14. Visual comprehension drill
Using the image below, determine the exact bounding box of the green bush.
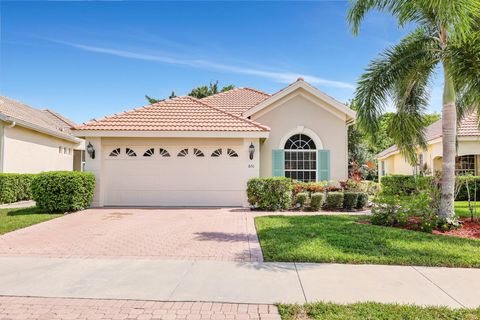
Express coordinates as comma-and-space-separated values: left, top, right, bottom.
380, 175, 432, 196
325, 192, 344, 209
343, 192, 359, 210
295, 192, 308, 209
358, 180, 381, 196
0, 173, 36, 204
455, 176, 480, 201
371, 195, 408, 227
31, 171, 96, 213
310, 192, 324, 211
247, 177, 293, 211
356, 192, 369, 209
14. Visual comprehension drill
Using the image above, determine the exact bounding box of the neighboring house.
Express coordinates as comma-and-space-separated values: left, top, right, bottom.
0, 96, 85, 173
74, 79, 356, 207
377, 113, 480, 178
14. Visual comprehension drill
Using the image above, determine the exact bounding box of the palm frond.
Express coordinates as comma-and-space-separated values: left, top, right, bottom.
448, 26, 480, 120
354, 28, 439, 149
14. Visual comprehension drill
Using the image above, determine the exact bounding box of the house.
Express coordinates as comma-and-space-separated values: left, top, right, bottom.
74, 79, 356, 207
0, 96, 85, 173
377, 113, 480, 177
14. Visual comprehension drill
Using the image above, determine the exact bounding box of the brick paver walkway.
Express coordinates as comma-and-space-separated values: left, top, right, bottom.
0, 297, 281, 320
0, 208, 262, 262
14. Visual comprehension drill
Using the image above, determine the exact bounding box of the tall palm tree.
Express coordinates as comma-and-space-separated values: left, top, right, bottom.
348, 0, 480, 221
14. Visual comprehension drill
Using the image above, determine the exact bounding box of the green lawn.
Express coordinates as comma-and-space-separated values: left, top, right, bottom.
254, 215, 480, 267
455, 201, 480, 218
278, 302, 480, 320
0, 207, 62, 235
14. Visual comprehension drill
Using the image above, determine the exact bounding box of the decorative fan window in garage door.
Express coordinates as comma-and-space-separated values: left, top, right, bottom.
143, 148, 155, 157
159, 148, 170, 157
109, 148, 121, 157
194, 148, 205, 157
227, 149, 238, 157
211, 149, 222, 157
177, 148, 189, 157
126, 148, 137, 157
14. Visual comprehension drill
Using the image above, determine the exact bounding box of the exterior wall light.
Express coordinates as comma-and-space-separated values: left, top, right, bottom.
249, 143, 255, 160
86, 141, 95, 159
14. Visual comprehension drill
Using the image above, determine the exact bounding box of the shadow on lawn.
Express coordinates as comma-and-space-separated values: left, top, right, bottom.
5, 207, 45, 216
256, 215, 480, 267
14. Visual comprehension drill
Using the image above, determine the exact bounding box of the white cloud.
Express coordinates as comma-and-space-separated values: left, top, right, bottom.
56, 41, 355, 90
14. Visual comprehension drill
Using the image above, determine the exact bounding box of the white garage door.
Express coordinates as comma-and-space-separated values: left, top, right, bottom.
103, 145, 245, 206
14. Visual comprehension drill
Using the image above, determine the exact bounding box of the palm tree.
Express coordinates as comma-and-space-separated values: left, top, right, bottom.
348, 0, 480, 221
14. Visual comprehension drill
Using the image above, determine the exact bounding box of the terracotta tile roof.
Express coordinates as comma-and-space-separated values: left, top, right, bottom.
0, 96, 76, 139
377, 113, 480, 158
75, 96, 270, 132
200, 88, 271, 115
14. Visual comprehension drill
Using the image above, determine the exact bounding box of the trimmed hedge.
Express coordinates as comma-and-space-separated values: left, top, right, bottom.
325, 192, 344, 209
356, 192, 369, 209
295, 192, 308, 209
31, 171, 96, 213
310, 192, 324, 211
0, 173, 35, 204
380, 175, 432, 196
247, 177, 293, 211
343, 192, 359, 210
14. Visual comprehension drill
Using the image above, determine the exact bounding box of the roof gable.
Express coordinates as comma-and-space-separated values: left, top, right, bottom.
75, 96, 270, 133
243, 79, 356, 121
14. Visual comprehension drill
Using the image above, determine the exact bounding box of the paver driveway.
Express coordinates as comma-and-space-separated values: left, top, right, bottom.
0, 208, 263, 262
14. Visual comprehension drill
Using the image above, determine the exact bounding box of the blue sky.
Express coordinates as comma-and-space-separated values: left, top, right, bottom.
1, 1, 442, 124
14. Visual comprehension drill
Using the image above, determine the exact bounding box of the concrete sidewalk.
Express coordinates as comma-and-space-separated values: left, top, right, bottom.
0, 257, 478, 308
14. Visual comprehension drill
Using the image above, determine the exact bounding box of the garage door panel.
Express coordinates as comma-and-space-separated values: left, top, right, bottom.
103, 146, 246, 206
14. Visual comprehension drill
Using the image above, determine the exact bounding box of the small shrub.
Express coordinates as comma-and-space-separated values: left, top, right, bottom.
325, 192, 344, 209
31, 171, 96, 213
358, 180, 381, 196
246, 177, 292, 211
0, 173, 36, 204
295, 192, 308, 209
343, 192, 359, 210
370, 195, 408, 227
310, 192, 324, 211
356, 192, 369, 209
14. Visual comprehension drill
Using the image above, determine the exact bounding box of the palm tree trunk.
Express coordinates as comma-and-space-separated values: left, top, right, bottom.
440, 64, 456, 220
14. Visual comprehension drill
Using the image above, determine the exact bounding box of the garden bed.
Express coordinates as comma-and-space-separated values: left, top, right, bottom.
359, 218, 480, 240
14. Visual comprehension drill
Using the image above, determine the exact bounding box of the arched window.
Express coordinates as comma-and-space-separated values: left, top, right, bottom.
284, 134, 316, 182
109, 148, 121, 157
284, 134, 316, 150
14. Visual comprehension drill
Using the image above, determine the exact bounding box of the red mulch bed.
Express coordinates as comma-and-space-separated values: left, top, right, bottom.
433, 219, 480, 239
359, 218, 480, 240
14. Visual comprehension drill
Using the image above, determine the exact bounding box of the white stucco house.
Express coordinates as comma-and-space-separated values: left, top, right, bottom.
74, 79, 356, 207
0, 96, 85, 173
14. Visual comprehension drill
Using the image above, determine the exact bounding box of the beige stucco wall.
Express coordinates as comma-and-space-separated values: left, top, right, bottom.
84, 137, 260, 207
2, 124, 78, 173
252, 91, 349, 181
